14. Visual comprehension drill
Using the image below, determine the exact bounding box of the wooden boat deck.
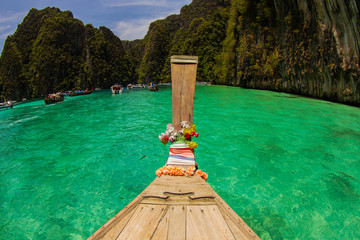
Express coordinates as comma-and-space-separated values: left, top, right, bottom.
88, 174, 260, 240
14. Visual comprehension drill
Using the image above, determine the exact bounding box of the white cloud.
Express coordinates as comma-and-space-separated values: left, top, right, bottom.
113, 17, 160, 40
0, 11, 26, 51
0, 25, 11, 32
101, 0, 193, 40
101, 0, 167, 7
0, 11, 26, 24
0, 11, 26, 38
110, 0, 192, 41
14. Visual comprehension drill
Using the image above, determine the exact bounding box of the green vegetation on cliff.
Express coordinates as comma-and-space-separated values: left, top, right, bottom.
132, 0, 360, 106
0, 1, 359, 106
0, 7, 132, 100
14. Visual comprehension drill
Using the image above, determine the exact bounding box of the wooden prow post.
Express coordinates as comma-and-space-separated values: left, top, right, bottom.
171, 55, 198, 131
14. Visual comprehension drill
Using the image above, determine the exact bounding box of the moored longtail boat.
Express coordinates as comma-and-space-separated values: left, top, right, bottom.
88, 56, 260, 240
69, 89, 94, 97
44, 93, 64, 104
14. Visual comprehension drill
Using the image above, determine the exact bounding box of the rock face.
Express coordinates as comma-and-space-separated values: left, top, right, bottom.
0, 7, 132, 100
134, 0, 360, 106
1, 2, 359, 106
227, 0, 360, 105
269, 0, 360, 105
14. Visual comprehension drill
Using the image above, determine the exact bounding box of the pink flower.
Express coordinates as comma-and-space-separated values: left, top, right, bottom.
164, 134, 169, 141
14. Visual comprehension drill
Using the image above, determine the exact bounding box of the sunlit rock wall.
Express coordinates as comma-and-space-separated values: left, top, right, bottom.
271, 0, 360, 105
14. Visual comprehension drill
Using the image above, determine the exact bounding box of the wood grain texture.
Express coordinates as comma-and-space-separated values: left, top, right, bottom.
88, 174, 260, 240
171, 56, 198, 130
151, 209, 170, 240
167, 205, 186, 240
116, 204, 168, 240
187, 205, 236, 240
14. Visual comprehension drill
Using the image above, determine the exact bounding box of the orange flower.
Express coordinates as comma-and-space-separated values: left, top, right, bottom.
156, 165, 189, 176
201, 172, 208, 181
197, 169, 208, 181
156, 167, 165, 177
171, 166, 185, 176
186, 166, 196, 176
164, 166, 172, 175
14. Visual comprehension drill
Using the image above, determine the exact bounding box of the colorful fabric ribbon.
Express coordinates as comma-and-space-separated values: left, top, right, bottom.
166, 146, 195, 166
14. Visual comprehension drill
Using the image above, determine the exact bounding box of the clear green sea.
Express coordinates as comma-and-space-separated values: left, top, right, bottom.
1, 85, 359, 239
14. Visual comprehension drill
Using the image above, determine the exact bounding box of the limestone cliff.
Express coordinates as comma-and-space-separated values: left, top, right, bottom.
0, 7, 132, 100
134, 0, 360, 106
1, 1, 359, 105
269, 0, 360, 105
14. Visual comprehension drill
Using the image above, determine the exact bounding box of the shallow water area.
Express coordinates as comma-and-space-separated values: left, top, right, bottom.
1, 86, 359, 239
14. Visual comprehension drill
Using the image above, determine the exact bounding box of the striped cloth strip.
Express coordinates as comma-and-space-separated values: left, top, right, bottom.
168, 141, 188, 148
166, 145, 196, 166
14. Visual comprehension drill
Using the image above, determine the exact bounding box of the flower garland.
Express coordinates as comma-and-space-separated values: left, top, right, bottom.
155, 166, 208, 181
158, 121, 199, 149
196, 170, 208, 181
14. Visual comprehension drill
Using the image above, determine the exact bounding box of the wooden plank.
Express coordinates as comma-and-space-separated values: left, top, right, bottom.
88, 195, 144, 240
141, 196, 215, 205
171, 64, 183, 131
88, 178, 161, 240
116, 204, 168, 240
99, 205, 139, 240
187, 205, 235, 240
219, 207, 250, 240
170, 55, 198, 64
89, 174, 260, 240
205, 205, 237, 240
171, 55, 198, 130
167, 205, 186, 240
151, 208, 170, 240
213, 193, 260, 239
142, 175, 215, 198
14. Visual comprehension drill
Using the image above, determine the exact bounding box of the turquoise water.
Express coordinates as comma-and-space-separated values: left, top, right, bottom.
1, 86, 359, 239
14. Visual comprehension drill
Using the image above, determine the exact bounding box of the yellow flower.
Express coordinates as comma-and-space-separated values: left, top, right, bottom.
189, 142, 198, 149
191, 124, 196, 132
183, 128, 192, 136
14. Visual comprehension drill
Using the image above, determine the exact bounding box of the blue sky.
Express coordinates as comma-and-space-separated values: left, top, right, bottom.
0, 0, 192, 54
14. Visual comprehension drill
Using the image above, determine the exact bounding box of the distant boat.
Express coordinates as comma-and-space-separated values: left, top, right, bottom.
0, 96, 14, 110
44, 93, 64, 104
133, 83, 146, 88
61, 91, 72, 96
111, 84, 123, 94
0, 101, 14, 110
127, 84, 133, 90
149, 82, 159, 91
69, 89, 93, 97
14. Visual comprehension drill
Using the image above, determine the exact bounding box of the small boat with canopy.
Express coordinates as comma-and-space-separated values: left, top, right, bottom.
44, 93, 64, 104
111, 84, 124, 94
